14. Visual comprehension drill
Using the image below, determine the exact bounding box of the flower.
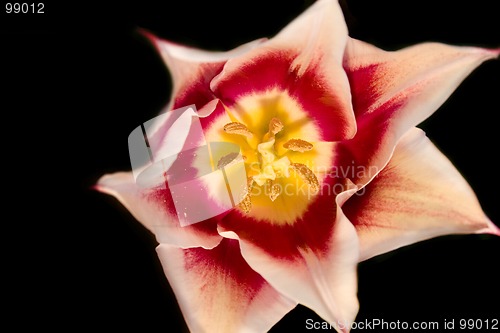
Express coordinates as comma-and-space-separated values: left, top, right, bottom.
96, 0, 499, 332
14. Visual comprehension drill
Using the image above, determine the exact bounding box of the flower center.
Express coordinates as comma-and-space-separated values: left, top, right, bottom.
223, 117, 318, 213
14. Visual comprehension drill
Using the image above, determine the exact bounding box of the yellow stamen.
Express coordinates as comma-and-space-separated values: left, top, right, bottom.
238, 178, 254, 214
221, 116, 318, 216
290, 163, 319, 192
268, 117, 284, 136
265, 179, 281, 202
263, 117, 284, 142
238, 195, 252, 214
223, 122, 253, 138
283, 139, 313, 152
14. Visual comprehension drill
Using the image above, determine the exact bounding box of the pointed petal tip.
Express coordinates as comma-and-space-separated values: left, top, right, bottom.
136, 27, 162, 47
94, 172, 133, 196
94, 174, 109, 193
136, 27, 176, 51
95, 172, 110, 186
137, 28, 199, 56
136, 27, 153, 39
483, 220, 500, 237
340, 326, 350, 333
90, 184, 101, 192
473, 46, 500, 61
93, 181, 114, 195
473, 215, 500, 237
484, 47, 500, 58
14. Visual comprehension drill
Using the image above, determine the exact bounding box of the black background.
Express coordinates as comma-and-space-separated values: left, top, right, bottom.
2, 0, 499, 331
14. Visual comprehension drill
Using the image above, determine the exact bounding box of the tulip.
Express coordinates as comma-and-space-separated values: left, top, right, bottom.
97, 1, 499, 332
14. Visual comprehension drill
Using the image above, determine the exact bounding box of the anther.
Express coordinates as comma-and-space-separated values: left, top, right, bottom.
283, 139, 313, 152
268, 117, 284, 136
265, 179, 281, 202
223, 122, 253, 138
217, 152, 240, 169
238, 178, 254, 214
290, 163, 319, 192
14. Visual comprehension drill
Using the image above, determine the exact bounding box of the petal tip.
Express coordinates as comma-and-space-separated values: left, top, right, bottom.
94, 174, 109, 192
477, 46, 500, 60
486, 221, 500, 237
136, 28, 186, 56
340, 327, 350, 333
137, 27, 162, 47
475, 218, 500, 237
90, 184, 101, 192
136, 27, 153, 39
485, 47, 500, 58
94, 172, 133, 196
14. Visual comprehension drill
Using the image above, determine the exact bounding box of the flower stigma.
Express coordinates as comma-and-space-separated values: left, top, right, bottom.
223, 117, 319, 214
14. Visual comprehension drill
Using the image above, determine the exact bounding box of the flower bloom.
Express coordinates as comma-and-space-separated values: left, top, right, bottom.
96, 1, 499, 332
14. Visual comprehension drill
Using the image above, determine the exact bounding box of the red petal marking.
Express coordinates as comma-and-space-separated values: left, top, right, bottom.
172, 62, 223, 109
346, 64, 382, 119
219, 176, 354, 260
342, 128, 496, 260
96, 172, 222, 248
218, 181, 361, 329
141, 31, 267, 134
212, 50, 355, 141
170, 63, 228, 133
197, 99, 228, 131
156, 238, 296, 332
141, 30, 225, 116
146, 182, 219, 237
212, 51, 291, 104
333, 96, 406, 187
183, 238, 265, 292
341, 40, 500, 187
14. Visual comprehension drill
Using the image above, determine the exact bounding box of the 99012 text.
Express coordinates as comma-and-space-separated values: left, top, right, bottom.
5, 3, 44, 14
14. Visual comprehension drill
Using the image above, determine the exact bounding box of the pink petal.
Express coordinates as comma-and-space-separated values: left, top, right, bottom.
142, 30, 265, 110
343, 128, 499, 261
96, 172, 222, 248
210, 0, 356, 141
218, 178, 360, 330
340, 39, 499, 186
156, 239, 297, 333
140, 32, 263, 158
